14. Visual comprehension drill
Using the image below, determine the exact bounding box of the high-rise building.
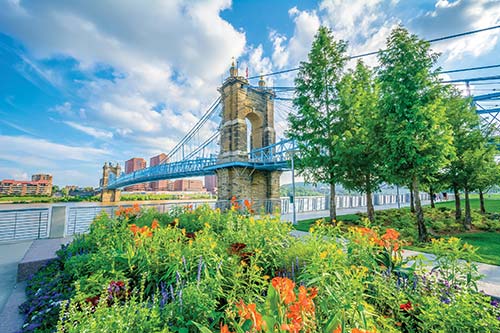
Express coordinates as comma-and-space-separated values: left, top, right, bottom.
204, 175, 217, 194
150, 153, 169, 191
0, 174, 53, 196
173, 179, 204, 192
32, 174, 53, 182
124, 157, 147, 191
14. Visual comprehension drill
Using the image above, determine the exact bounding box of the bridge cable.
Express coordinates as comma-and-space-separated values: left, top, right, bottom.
248, 25, 500, 80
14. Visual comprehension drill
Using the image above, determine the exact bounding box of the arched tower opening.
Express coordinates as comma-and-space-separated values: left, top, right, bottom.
215, 64, 281, 212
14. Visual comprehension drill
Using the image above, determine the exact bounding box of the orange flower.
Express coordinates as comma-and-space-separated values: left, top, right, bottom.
352, 329, 376, 333
236, 301, 263, 331
132, 203, 140, 213
271, 277, 296, 305
333, 326, 342, 333
220, 324, 234, 333
151, 219, 159, 230
381, 228, 399, 241
129, 224, 139, 236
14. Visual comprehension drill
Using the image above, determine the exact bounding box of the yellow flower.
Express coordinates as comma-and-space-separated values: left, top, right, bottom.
263, 275, 270, 280
320, 251, 328, 259
309, 227, 315, 233
204, 222, 211, 229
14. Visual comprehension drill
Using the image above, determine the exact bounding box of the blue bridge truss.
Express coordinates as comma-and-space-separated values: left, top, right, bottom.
107, 139, 298, 190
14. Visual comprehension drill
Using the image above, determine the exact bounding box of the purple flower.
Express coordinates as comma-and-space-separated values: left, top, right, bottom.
490, 299, 499, 307
441, 297, 451, 304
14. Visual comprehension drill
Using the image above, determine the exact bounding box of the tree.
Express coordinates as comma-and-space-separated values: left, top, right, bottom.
441, 87, 483, 227
473, 152, 500, 214
336, 61, 383, 222
378, 26, 453, 242
288, 26, 348, 222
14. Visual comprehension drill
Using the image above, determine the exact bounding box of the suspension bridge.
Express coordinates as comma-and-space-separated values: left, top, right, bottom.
101, 25, 500, 208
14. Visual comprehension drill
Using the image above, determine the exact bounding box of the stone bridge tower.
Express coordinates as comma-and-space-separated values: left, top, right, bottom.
216, 62, 281, 212
101, 162, 121, 202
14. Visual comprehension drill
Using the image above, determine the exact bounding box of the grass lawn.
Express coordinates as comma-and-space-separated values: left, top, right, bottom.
435, 197, 500, 212
407, 232, 500, 266
294, 213, 360, 232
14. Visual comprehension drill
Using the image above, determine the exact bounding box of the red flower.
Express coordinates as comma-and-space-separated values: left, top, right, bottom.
151, 219, 159, 230
400, 301, 412, 311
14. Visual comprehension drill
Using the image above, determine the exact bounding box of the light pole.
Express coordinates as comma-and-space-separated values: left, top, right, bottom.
291, 151, 297, 225
396, 185, 400, 209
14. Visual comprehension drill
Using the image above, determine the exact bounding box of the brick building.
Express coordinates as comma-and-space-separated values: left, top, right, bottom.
173, 179, 204, 192
150, 153, 170, 191
0, 174, 53, 196
124, 157, 148, 191
204, 175, 217, 194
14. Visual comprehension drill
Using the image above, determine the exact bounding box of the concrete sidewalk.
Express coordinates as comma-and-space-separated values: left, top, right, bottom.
0, 237, 72, 333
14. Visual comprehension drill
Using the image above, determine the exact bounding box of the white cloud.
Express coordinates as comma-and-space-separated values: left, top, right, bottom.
413, 0, 500, 63
0, 135, 110, 166
63, 121, 113, 139
0, 0, 246, 154
270, 7, 320, 70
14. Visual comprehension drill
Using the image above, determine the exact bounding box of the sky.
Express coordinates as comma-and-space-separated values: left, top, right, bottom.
0, 0, 499, 187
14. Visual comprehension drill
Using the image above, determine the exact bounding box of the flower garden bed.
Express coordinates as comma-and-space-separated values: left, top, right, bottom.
19, 204, 500, 332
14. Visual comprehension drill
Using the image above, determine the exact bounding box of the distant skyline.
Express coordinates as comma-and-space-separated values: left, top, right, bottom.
1, 0, 500, 186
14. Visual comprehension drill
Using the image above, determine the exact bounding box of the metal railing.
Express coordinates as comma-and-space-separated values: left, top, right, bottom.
0, 193, 445, 240
0, 208, 50, 241
66, 200, 217, 235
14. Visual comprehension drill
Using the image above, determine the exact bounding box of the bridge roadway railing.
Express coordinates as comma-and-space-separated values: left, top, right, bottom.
0, 193, 439, 241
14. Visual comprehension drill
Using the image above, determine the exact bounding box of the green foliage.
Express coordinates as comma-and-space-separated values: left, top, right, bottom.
377, 26, 453, 242
288, 26, 348, 219
20, 202, 500, 332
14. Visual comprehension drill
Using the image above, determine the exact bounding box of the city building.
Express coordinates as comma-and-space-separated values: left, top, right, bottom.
0, 174, 53, 196
204, 175, 217, 194
150, 153, 170, 191
173, 179, 204, 192
31, 174, 53, 182
124, 157, 148, 191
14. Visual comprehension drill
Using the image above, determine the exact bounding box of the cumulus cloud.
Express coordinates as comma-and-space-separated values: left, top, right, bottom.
0, 0, 246, 153
411, 0, 500, 63
270, 7, 321, 70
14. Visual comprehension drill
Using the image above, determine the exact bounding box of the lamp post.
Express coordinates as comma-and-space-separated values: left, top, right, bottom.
396, 185, 400, 209
291, 151, 297, 225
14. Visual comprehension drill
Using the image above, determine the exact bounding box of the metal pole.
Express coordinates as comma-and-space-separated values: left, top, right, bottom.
291, 152, 297, 225
396, 185, 400, 209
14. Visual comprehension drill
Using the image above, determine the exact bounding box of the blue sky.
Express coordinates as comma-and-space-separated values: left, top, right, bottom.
0, 0, 499, 187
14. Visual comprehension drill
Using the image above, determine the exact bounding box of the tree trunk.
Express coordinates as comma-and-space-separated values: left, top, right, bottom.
429, 186, 435, 209
453, 185, 461, 222
479, 189, 486, 214
330, 182, 337, 223
366, 188, 374, 223
409, 184, 415, 213
413, 176, 428, 242
464, 186, 472, 230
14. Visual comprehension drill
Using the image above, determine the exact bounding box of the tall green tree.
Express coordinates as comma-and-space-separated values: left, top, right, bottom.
378, 26, 453, 242
336, 61, 383, 222
442, 87, 483, 227
288, 26, 348, 221
474, 152, 500, 214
